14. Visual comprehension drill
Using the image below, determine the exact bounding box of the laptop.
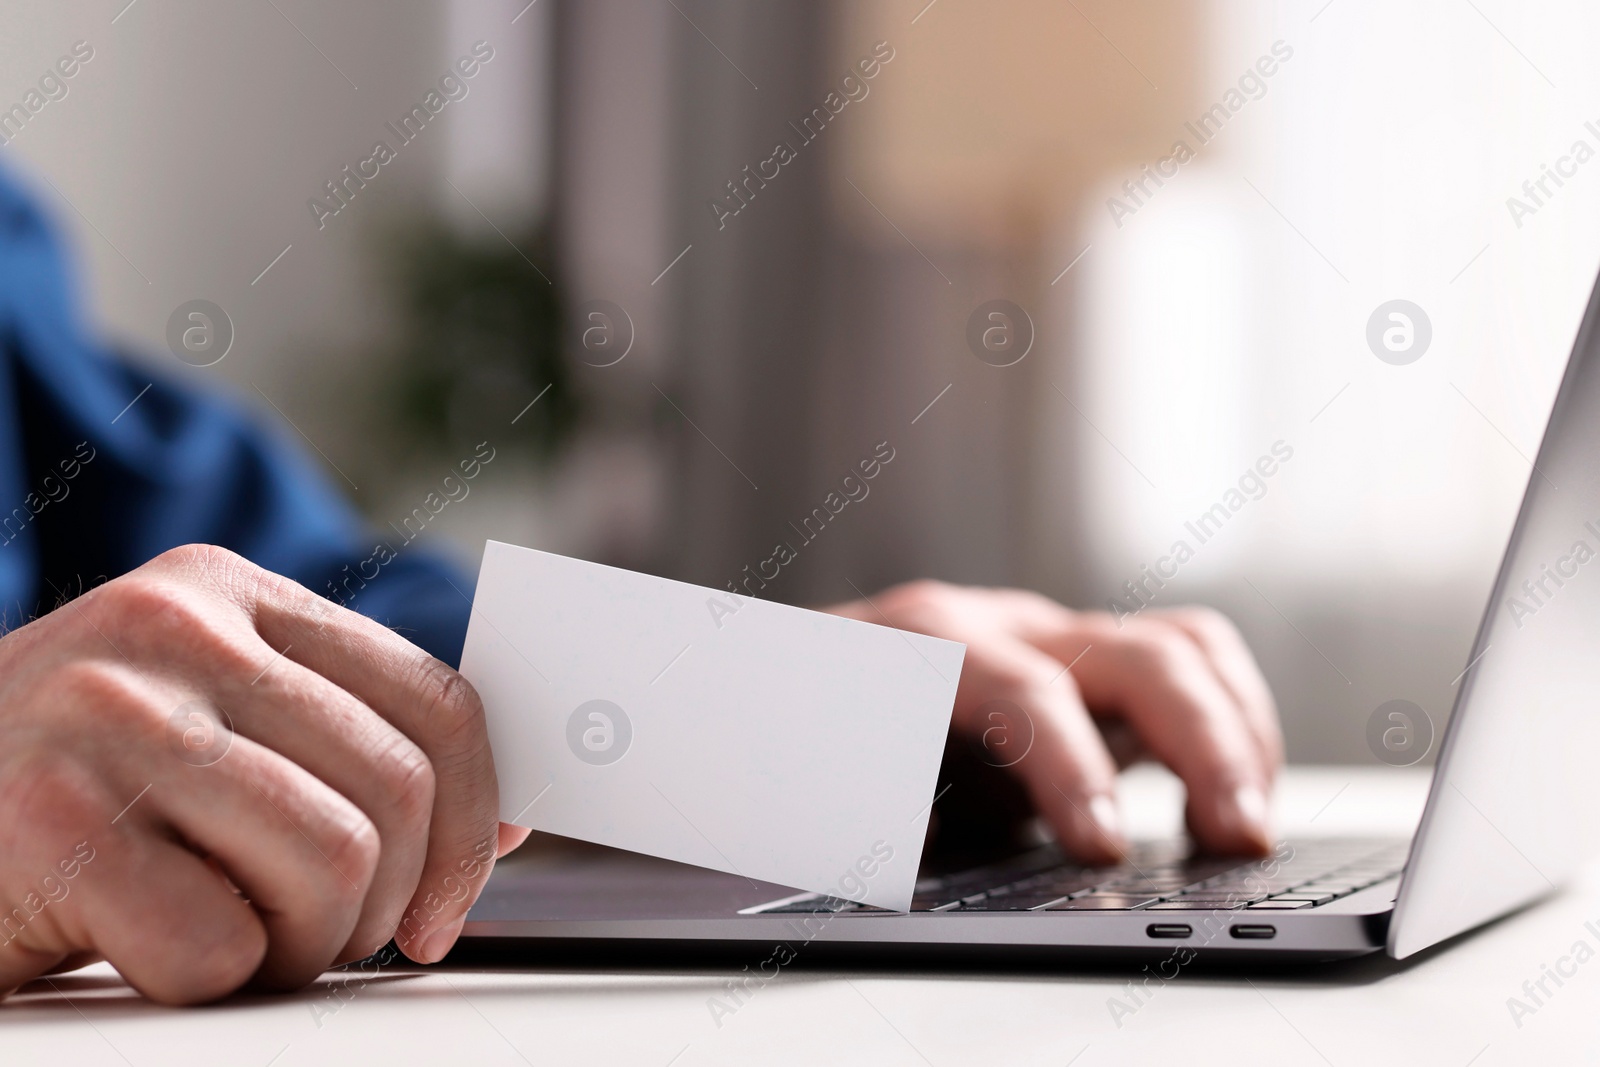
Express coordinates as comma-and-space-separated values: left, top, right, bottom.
458, 272, 1600, 963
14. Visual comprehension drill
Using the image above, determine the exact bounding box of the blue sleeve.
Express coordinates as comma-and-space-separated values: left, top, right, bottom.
0, 164, 473, 664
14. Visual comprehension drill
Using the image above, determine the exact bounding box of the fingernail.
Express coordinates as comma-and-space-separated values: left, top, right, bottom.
419, 915, 466, 964
1221, 784, 1272, 849
1089, 794, 1121, 837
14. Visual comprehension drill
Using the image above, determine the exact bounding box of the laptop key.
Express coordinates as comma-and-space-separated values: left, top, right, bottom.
959, 895, 1076, 911
1146, 900, 1247, 911
1167, 894, 1261, 903
1044, 895, 1160, 910
1104, 882, 1192, 894
1268, 893, 1334, 905
1247, 900, 1314, 909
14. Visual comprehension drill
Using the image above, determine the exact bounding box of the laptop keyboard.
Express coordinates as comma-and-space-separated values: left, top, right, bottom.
752, 838, 1408, 915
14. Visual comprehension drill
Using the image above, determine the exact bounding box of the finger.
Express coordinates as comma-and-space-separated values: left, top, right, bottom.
247, 577, 499, 963
1053, 617, 1274, 855
75, 834, 267, 1005
145, 730, 381, 989
205, 651, 435, 967
951, 636, 1126, 865
0, 762, 265, 1005
497, 823, 531, 857
1144, 608, 1284, 777
0, 935, 68, 999
993, 594, 1276, 852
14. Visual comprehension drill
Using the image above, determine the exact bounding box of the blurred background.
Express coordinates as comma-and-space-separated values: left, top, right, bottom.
3, 0, 1598, 762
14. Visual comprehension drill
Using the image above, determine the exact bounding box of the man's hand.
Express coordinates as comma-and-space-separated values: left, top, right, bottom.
826, 582, 1283, 865
0, 545, 524, 1004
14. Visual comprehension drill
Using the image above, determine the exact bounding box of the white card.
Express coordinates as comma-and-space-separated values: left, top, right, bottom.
458, 541, 965, 911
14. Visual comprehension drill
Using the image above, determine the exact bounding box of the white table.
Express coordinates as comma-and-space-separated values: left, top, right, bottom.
4, 766, 1594, 1065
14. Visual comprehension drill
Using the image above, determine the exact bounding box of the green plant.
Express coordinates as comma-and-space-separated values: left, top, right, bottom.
377, 216, 577, 461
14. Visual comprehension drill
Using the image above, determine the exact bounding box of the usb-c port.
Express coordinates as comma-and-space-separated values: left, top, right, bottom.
1230, 924, 1277, 940
1146, 923, 1192, 939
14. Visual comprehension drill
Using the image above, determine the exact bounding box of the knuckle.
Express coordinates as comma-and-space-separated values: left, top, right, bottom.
99, 578, 255, 672
0, 752, 108, 850
57, 660, 157, 730
149, 542, 243, 578
153, 542, 225, 565
1009, 587, 1066, 615
99, 574, 198, 629
321, 809, 382, 899
1173, 606, 1241, 644
991, 659, 1046, 694
1008, 588, 1079, 632
413, 659, 487, 754
964, 660, 1053, 710
890, 578, 952, 607
101, 574, 205, 635
148, 543, 263, 605
1124, 625, 1196, 677
880, 579, 963, 629
373, 738, 437, 833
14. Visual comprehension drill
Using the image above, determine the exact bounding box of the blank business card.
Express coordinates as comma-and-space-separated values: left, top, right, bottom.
459, 541, 965, 911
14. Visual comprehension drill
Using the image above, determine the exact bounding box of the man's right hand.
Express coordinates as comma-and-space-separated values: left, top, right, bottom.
0, 544, 519, 1004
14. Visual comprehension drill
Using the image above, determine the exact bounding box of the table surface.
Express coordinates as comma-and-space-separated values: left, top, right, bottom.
3, 765, 1594, 1065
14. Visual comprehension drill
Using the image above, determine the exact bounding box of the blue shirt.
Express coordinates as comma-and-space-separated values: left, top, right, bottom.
0, 165, 471, 664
